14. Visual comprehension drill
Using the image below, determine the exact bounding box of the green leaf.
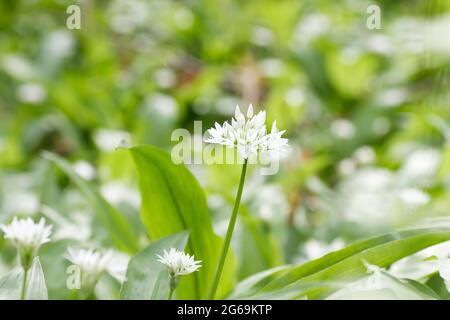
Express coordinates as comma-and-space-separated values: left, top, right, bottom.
0, 267, 22, 299
121, 232, 189, 300
43, 152, 138, 254
263, 231, 407, 291
0, 257, 48, 300
262, 228, 450, 299
26, 257, 48, 300
327, 271, 438, 300
129, 145, 236, 299
228, 266, 290, 299
425, 272, 450, 299
40, 239, 77, 299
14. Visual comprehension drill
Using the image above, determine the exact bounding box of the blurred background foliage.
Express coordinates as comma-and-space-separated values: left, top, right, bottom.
1, 0, 450, 298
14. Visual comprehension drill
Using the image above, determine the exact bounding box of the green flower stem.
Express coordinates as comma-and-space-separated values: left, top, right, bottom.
208, 159, 248, 299
168, 288, 174, 300
20, 267, 29, 300
168, 274, 178, 300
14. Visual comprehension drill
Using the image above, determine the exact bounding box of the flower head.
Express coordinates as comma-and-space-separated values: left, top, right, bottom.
1, 217, 52, 252
66, 247, 113, 277
157, 248, 201, 277
66, 248, 114, 290
205, 104, 288, 160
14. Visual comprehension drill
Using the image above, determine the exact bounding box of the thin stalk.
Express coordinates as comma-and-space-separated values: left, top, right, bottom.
208, 160, 248, 299
168, 288, 174, 300
20, 267, 29, 300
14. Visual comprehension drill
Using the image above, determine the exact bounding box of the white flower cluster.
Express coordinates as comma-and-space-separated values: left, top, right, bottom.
157, 248, 201, 277
0, 217, 52, 252
66, 247, 113, 278
205, 105, 289, 160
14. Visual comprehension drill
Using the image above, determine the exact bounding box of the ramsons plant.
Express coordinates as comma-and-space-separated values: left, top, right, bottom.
205, 104, 288, 299
0, 218, 52, 300
1, 104, 450, 300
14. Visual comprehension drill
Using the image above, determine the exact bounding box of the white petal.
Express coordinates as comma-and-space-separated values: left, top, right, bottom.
247, 104, 254, 118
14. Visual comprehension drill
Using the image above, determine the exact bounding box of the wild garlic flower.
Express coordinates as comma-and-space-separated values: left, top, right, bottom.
157, 248, 201, 277
205, 105, 288, 160
1, 217, 52, 269
66, 248, 114, 290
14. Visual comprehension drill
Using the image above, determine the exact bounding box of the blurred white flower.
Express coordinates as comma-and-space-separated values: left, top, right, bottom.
337, 168, 394, 225
366, 34, 394, 55
1, 218, 52, 253
284, 88, 305, 108
66, 248, 113, 278
399, 149, 441, 184
43, 30, 75, 59
40, 206, 91, 242
66, 248, 130, 290
154, 68, 177, 89
101, 181, 140, 208
246, 179, 289, 222
109, 0, 149, 34
290, 14, 330, 51
251, 26, 274, 47
375, 88, 408, 108
157, 248, 201, 277
94, 128, 130, 152
215, 96, 241, 116
16, 83, 46, 104
353, 146, 376, 165
338, 158, 357, 176
1, 55, 34, 80
392, 15, 450, 55
397, 188, 430, 211
73, 161, 96, 180
372, 117, 391, 135
3, 191, 39, 216
259, 58, 283, 78
205, 104, 288, 160
145, 93, 178, 119
331, 119, 355, 139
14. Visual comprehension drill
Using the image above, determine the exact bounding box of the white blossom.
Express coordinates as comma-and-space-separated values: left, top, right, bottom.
66, 248, 113, 278
1, 217, 52, 253
397, 188, 430, 210
205, 104, 288, 160
157, 248, 201, 277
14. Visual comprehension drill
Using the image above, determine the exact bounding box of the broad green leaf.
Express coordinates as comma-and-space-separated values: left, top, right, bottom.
0, 267, 22, 299
263, 229, 450, 291
0, 257, 48, 300
264, 228, 450, 299
129, 145, 236, 299
228, 266, 290, 299
327, 271, 438, 300
260, 231, 403, 291
121, 232, 189, 300
233, 280, 341, 300
43, 152, 138, 253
